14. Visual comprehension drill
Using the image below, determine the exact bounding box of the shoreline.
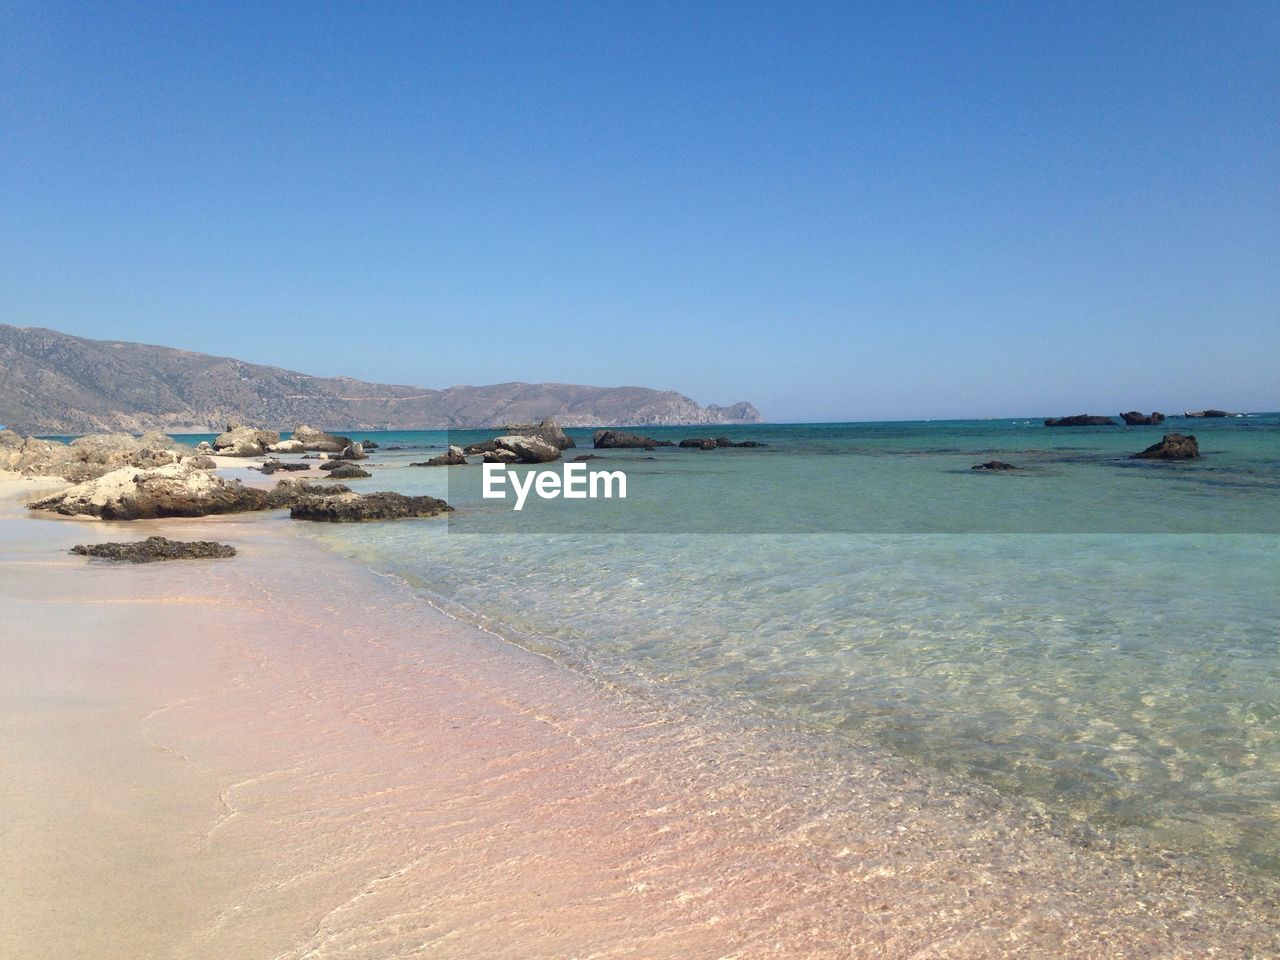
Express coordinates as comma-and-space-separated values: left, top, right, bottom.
2, 478, 1278, 958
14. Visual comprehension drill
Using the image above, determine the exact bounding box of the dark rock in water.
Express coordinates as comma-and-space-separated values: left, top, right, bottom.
503, 417, 575, 450
411, 445, 466, 466
680, 436, 766, 449
360, 440, 379, 449
1184, 409, 1232, 418
971, 460, 1020, 471
1044, 415, 1118, 427
71, 536, 235, 563
301, 454, 322, 459
265, 479, 350, 508
463, 439, 500, 455
1130, 433, 1200, 460
290, 490, 452, 522
331, 442, 367, 461
260, 459, 310, 474
1120, 411, 1166, 426
325, 463, 372, 479
593, 430, 674, 449
572, 454, 603, 461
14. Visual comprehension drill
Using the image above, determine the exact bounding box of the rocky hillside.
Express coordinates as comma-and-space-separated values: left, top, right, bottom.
0, 325, 761, 434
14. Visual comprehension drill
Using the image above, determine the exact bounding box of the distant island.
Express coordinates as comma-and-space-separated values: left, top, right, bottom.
0, 324, 761, 434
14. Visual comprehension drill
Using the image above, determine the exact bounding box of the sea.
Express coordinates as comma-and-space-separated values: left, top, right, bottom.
194, 414, 1280, 879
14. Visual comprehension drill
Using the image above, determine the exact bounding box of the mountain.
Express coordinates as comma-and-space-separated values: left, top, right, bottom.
0, 325, 762, 434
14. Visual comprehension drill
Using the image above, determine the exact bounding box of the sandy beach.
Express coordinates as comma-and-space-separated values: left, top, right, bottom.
2, 472, 1278, 959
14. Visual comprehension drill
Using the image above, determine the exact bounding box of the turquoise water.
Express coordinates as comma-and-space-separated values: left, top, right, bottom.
257, 417, 1279, 872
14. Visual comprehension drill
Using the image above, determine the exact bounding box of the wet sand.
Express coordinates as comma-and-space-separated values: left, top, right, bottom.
1, 475, 1277, 959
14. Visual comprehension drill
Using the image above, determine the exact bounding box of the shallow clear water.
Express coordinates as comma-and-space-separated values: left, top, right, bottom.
259, 416, 1279, 874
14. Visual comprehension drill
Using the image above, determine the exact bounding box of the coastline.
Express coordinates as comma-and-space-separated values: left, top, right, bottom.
2, 476, 1278, 958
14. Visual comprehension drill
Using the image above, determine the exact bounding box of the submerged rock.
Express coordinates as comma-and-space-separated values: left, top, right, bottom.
1044, 415, 1117, 427
259, 459, 310, 474
289, 490, 452, 522
325, 463, 372, 479
971, 460, 1020, 471
1120, 411, 1165, 426
572, 453, 603, 462
71, 536, 236, 563
593, 430, 674, 449
1130, 433, 1200, 460
679, 437, 719, 449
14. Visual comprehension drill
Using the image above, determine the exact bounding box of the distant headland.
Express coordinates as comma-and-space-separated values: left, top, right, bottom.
0, 324, 762, 435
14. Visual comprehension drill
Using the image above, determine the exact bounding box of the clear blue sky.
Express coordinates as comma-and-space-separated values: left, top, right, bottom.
2, 2, 1276, 421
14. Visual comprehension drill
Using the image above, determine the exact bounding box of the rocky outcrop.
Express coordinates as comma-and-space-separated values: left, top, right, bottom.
290, 425, 355, 452
411, 445, 466, 467
267, 439, 305, 454
1184, 409, 1232, 418
1120, 411, 1165, 426
971, 461, 1020, 471
593, 430, 674, 449
334, 442, 367, 461
289, 490, 452, 522
1, 429, 188, 480
71, 536, 236, 563
1130, 434, 1200, 460
483, 449, 520, 463
213, 422, 280, 457
28, 461, 272, 520
1044, 415, 1118, 427
502, 418, 575, 450
324, 463, 372, 479
491, 435, 561, 463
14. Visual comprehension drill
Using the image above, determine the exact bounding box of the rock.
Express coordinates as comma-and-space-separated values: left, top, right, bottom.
733, 440, 766, 447
483, 449, 520, 463
335, 442, 367, 461
360, 440, 379, 449
411, 445, 466, 467
679, 437, 719, 449
572, 454, 603, 462
1183, 409, 1232, 418
593, 430, 674, 449
28, 461, 272, 520
194, 441, 214, 454
213, 422, 280, 457
289, 491, 452, 522
503, 418, 575, 450
301, 454, 322, 460
971, 461, 1020, 471
267, 439, 305, 454
491, 435, 561, 463
188, 455, 217, 470
290, 424, 354, 452
1120, 411, 1165, 426
259, 459, 311, 474
1044, 415, 1118, 427
1130, 433, 1200, 460
462, 439, 500, 455
325, 463, 372, 479
265, 478, 351, 508
71, 536, 236, 563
